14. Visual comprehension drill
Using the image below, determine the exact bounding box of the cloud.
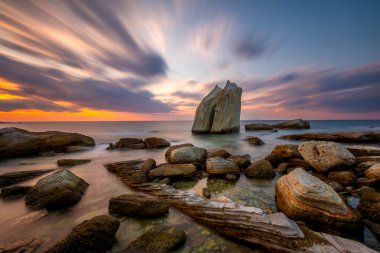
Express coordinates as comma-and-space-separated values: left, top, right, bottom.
171, 91, 203, 100
0, 99, 77, 112
233, 35, 274, 60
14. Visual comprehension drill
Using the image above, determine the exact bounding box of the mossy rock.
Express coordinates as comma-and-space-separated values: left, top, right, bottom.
171, 179, 198, 189
207, 178, 236, 192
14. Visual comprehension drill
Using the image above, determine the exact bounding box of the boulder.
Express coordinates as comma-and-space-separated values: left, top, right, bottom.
115, 138, 145, 149
352, 186, 376, 198
280, 131, 380, 143
166, 146, 207, 164
0, 169, 54, 187
128, 171, 148, 185
298, 141, 356, 173
0, 127, 95, 159
109, 194, 169, 217
276, 168, 363, 235
227, 155, 251, 169
328, 171, 357, 186
45, 215, 119, 253
273, 119, 310, 129
346, 145, 380, 157
0, 185, 31, 199
57, 159, 91, 167
206, 157, 240, 175
365, 163, 380, 180
123, 225, 186, 253
358, 192, 380, 223
355, 161, 378, 176
207, 149, 232, 159
245, 124, 273, 131
245, 160, 274, 178
271, 144, 302, 159
149, 164, 196, 178
355, 177, 377, 188
25, 170, 88, 210
287, 159, 312, 170
140, 159, 156, 175
0, 237, 42, 253
244, 136, 265, 146
165, 143, 193, 161
144, 137, 170, 149
103, 160, 144, 173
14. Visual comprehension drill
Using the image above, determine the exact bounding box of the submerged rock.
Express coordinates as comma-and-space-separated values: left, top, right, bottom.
115, 138, 146, 149
273, 119, 310, 129
0, 127, 95, 159
227, 155, 251, 169
206, 157, 240, 175
0, 185, 31, 199
280, 131, 380, 143
0, 169, 54, 187
365, 163, 380, 180
245, 160, 274, 178
298, 141, 356, 173
57, 159, 91, 167
45, 215, 119, 253
207, 149, 232, 159
245, 123, 273, 131
149, 164, 196, 178
166, 146, 207, 164
0, 237, 42, 253
144, 137, 170, 149
25, 170, 89, 210
244, 136, 265, 146
328, 171, 357, 186
109, 194, 169, 217
123, 225, 186, 253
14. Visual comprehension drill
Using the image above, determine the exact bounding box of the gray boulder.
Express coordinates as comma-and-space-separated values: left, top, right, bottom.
206, 157, 240, 175
166, 146, 207, 164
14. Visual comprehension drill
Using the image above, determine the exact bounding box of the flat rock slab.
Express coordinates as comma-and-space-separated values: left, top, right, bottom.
44, 215, 119, 253
0, 185, 32, 199
103, 160, 144, 173
0, 237, 42, 253
57, 159, 91, 167
0, 169, 54, 187
109, 194, 169, 217
115, 138, 146, 149
149, 164, 196, 178
245, 124, 273, 131
280, 131, 380, 143
273, 119, 310, 129
25, 170, 88, 210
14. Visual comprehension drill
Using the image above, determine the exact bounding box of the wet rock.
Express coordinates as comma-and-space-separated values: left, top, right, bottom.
244, 136, 264, 146
140, 159, 156, 175
277, 162, 288, 173
165, 143, 194, 161
128, 171, 148, 185
245, 123, 273, 131
167, 146, 207, 164
144, 137, 170, 149
355, 161, 378, 177
346, 145, 380, 157
276, 168, 363, 236
0, 237, 42, 253
25, 170, 88, 210
57, 159, 91, 167
287, 159, 312, 170
104, 160, 144, 173
298, 141, 356, 173
0, 185, 31, 199
171, 179, 198, 189
364, 219, 380, 239
225, 174, 237, 181
227, 155, 251, 170
271, 144, 302, 160
109, 194, 169, 217
355, 177, 377, 188
159, 178, 170, 185
206, 157, 240, 175
280, 131, 380, 143
273, 119, 310, 129
202, 188, 211, 199
123, 225, 186, 253
352, 186, 376, 198
216, 196, 233, 202
264, 154, 284, 168
328, 171, 357, 186
207, 149, 232, 159
356, 156, 380, 163
0, 127, 95, 159
0, 169, 54, 187
365, 163, 380, 180
149, 164, 196, 178
245, 160, 274, 178
45, 215, 119, 253
358, 192, 380, 223
309, 172, 345, 193
115, 138, 146, 149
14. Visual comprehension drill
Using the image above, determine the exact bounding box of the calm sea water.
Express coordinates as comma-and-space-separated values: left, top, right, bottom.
0, 120, 379, 252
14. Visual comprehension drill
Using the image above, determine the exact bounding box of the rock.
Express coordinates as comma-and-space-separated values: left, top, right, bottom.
166, 146, 207, 164
115, 138, 146, 149
140, 159, 156, 175
355, 177, 377, 188
45, 215, 119, 253
0, 237, 42, 253
309, 172, 345, 193
352, 186, 376, 198
273, 119, 310, 129
227, 155, 251, 169
0, 169, 54, 187
245, 124, 273, 131
103, 160, 144, 173
128, 171, 148, 185
271, 144, 302, 160
298, 141, 356, 173
364, 219, 380, 239
109, 194, 169, 217
207, 149, 232, 159
276, 168, 363, 236
106, 142, 116, 150
149, 164, 196, 178
0, 127, 95, 159
328, 171, 357, 186
358, 192, 380, 223
144, 137, 170, 149
346, 145, 380, 157
225, 174, 237, 181
123, 225, 186, 253
264, 154, 284, 168
0, 185, 31, 199
39, 150, 56, 157
202, 188, 211, 199
159, 178, 170, 185
57, 159, 91, 167
216, 196, 233, 202
277, 162, 288, 173
356, 156, 380, 163
280, 131, 380, 143
355, 161, 378, 176
25, 170, 88, 210
244, 136, 265, 146
365, 163, 380, 180
206, 157, 240, 175
245, 160, 274, 178
165, 143, 194, 161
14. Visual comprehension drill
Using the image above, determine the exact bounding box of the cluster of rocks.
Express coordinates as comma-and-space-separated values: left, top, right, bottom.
107, 137, 170, 150
245, 119, 310, 131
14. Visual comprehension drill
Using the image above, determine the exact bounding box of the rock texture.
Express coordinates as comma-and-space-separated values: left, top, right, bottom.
207, 149, 232, 159
273, 119, 310, 129
0, 169, 54, 187
0, 185, 31, 199
328, 171, 357, 186
123, 225, 186, 253
115, 138, 146, 149
144, 137, 170, 149
276, 168, 362, 235
140, 159, 156, 175
192, 81, 242, 134
245, 124, 273, 131
166, 146, 207, 164
206, 157, 240, 175
358, 192, 380, 239
280, 131, 380, 143
244, 136, 265, 146
57, 159, 91, 167
149, 164, 196, 178
25, 170, 88, 210
365, 163, 380, 180
227, 155, 251, 169
45, 215, 119, 253
0, 127, 94, 159
298, 141, 356, 173
245, 160, 274, 178
109, 194, 169, 217
0, 237, 42, 253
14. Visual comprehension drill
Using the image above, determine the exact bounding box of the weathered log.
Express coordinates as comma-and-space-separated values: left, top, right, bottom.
279, 131, 380, 143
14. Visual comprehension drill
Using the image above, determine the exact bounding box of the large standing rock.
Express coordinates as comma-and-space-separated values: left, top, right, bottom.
149, 164, 196, 178
0, 169, 54, 187
166, 146, 207, 164
144, 137, 170, 149
273, 119, 310, 129
365, 163, 380, 180
45, 215, 119, 253
109, 194, 169, 217
123, 225, 186, 253
298, 141, 356, 173
206, 157, 240, 175
276, 168, 362, 235
115, 138, 146, 149
25, 170, 89, 210
0, 127, 95, 159
245, 160, 274, 178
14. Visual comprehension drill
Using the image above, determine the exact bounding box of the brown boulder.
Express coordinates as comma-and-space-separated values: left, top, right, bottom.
227, 155, 251, 169
245, 160, 274, 178
57, 159, 91, 167
273, 119, 310, 129
207, 149, 232, 159
206, 157, 240, 175
365, 163, 380, 180
244, 136, 265, 146
115, 138, 145, 149
328, 171, 357, 186
144, 137, 170, 149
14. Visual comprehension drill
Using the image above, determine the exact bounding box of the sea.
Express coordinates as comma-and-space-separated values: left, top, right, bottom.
0, 120, 379, 252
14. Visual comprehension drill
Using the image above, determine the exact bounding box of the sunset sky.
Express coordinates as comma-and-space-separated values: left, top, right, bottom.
0, 0, 379, 121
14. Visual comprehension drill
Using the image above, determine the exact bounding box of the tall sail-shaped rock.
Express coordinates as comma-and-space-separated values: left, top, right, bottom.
191, 86, 222, 133
192, 81, 242, 134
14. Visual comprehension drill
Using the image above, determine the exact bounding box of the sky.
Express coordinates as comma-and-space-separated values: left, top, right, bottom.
0, 0, 379, 121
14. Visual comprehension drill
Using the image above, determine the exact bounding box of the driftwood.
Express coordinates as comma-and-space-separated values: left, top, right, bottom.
105, 162, 376, 253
